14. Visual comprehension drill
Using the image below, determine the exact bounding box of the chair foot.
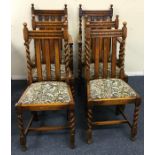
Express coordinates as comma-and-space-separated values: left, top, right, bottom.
70, 134, 75, 149
87, 129, 93, 144
130, 136, 136, 141
87, 108, 93, 144
16, 107, 27, 151
21, 145, 27, 152
131, 98, 141, 141
69, 110, 75, 149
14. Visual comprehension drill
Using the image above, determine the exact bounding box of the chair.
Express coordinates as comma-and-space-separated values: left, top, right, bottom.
31, 16, 73, 83
30, 4, 73, 83
85, 21, 141, 144
78, 5, 128, 114
78, 4, 113, 78
15, 22, 75, 151
83, 15, 128, 80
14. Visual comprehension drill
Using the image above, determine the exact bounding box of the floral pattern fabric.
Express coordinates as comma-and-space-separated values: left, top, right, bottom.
83, 63, 120, 79
32, 64, 69, 80
17, 81, 71, 105
89, 79, 137, 99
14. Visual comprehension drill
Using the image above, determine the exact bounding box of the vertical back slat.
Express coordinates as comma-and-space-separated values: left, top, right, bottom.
54, 40, 60, 80
60, 38, 62, 51
92, 38, 96, 62
45, 16, 49, 21
44, 39, 51, 80
41, 40, 46, 63
34, 40, 37, 66
58, 39, 62, 62
107, 38, 111, 62
38, 15, 43, 21
111, 37, 117, 78
94, 38, 100, 78
49, 39, 55, 63
99, 37, 102, 61
35, 39, 43, 81
103, 38, 108, 78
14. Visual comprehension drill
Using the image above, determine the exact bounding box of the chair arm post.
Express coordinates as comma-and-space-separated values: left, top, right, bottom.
78, 34, 82, 78
68, 34, 73, 73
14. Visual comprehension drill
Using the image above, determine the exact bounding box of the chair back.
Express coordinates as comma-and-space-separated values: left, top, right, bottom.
32, 16, 67, 64
79, 4, 113, 35
85, 22, 127, 81
23, 22, 70, 84
85, 15, 119, 63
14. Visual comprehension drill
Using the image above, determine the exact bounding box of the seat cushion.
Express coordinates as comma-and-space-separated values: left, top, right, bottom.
17, 81, 71, 105
32, 64, 71, 81
82, 63, 120, 79
89, 79, 137, 100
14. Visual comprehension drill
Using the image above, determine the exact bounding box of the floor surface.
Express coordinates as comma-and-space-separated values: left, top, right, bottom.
11, 76, 144, 155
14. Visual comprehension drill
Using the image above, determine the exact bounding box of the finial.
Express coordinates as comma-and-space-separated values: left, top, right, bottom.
65, 4, 67, 9
31, 4, 34, 8
32, 15, 36, 30
110, 4, 113, 9
32, 15, 35, 20
23, 23, 28, 41
64, 20, 68, 26
115, 15, 119, 29
122, 22, 127, 39
123, 22, 127, 27
116, 15, 119, 19
64, 15, 67, 21
79, 4, 82, 8
23, 23, 27, 27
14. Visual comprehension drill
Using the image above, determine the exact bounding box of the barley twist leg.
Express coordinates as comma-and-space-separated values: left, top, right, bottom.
131, 98, 141, 141
87, 107, 93, 144
16, 108, 27, 151
69, 110, 75, 148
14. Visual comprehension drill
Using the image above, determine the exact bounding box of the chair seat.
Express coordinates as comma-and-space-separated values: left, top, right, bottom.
17, 81, 71, 105
89, 78, 137, 100
32, 64, 72, 81
83, 63, 120, 79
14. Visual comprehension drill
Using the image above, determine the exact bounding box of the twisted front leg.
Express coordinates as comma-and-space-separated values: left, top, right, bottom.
131, 98, 141, 141
87, 107, 93, 144
16, 107, 27, 151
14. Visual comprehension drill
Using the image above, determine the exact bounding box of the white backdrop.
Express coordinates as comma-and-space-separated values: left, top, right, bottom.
11, 0, 144, 79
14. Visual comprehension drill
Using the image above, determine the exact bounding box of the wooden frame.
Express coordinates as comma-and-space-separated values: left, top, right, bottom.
30, 4, 73, 78
31, 15, 74, 99
78, 5, 128, 115
85, 22, 141, 144
15, 23, 75, 151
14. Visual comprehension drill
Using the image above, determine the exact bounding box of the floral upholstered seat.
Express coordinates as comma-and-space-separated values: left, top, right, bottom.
17, 81, 71, 105
83, 63, 120, 79
32, 64, 72, 81
89, 79, 137, 100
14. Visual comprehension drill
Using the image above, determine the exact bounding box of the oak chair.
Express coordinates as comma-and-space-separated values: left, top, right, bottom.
83, 15, 128, 80
31, 16, 73, 83
85, 21, 141, 144
15, 22, 75, 151
78, 4, 113, 78
31, 4, 73, 82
